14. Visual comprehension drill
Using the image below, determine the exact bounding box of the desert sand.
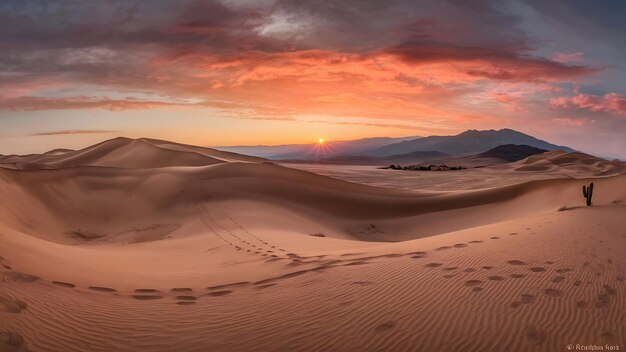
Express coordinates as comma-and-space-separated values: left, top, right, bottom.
0, 138, 624, 352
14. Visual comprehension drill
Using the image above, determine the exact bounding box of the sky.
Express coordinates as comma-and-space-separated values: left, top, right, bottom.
0, 0, 625, 158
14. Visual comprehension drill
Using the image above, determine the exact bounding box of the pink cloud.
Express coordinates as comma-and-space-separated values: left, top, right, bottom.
550, 92, 626, 115
550, 51, 584, 63
552, 117, 586, 126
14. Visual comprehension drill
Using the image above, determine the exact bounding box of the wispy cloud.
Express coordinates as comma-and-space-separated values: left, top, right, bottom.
31, 130, 121, 136
0, 96, 190, 111
551, 51, 584, 63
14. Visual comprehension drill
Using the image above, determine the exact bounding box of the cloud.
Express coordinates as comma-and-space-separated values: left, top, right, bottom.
0, 0, 617, 147
31, 129, 121, 136
489, 92, 527, 112
551, 51, 584, 63
384, 42, 592, 83
0, 96, 191, 111
550, 92, 626, 115
551, 117, 593, 127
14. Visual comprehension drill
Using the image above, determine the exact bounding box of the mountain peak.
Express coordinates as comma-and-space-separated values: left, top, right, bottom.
364, 129, 573, 157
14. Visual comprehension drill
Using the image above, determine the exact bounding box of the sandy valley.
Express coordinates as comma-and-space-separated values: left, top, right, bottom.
0, 137, 624, 352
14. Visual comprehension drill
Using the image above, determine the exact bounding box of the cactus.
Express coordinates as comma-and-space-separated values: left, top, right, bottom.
582, 182, 594, 206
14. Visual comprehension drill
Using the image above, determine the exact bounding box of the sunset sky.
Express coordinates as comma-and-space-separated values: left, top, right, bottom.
1, 0, 625, 157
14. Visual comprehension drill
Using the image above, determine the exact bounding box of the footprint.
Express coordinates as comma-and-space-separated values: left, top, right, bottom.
510, 301, 521, 309
207, 290, 232, 297
576, 301, 588, 309
488, 276, 505, 281
177, 301, 196, 306
510, 274, 525, 279
374, 321, 395, 333
520, 294, 535, 304
463, 268, 476, 273
442, 267, 458, 271
435, 246, 451, 251
0, 296, 27, 313
491, 236, 500, 240
343, 261, 369, 266
471, 287, 483, 293
135, 289, 160, 293
453, 243, 468, 248
468, 240, 483, 244
551, 276, 565, 283
443, 274, 456, 279
0, 330, 25, 351
603, 285, 616, 295
351, 281, 374, 286
207, 282, 249, 291
555, 268, 571, 273
507, 260, 527, 266
424, 263, 443, 268
481, 266, 493, 270
508, 233, 519, 236
529, 267, 546, 273
524, 325, 546, 345
465, 280, 482, 287
595, 294, 610, 308
52, 281, 75, 288
88, 286, 117, 293
544, 288, 562, 297
6, 272, 39, 283
132, 295, 162, 300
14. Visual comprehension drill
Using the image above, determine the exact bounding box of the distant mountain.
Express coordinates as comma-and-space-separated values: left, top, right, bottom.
477, 144, 547, 162
363, 129, 573, 157
215, 135, 421, 160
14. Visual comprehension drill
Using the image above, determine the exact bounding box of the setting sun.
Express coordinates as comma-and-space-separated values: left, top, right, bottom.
318, 138, 325, 144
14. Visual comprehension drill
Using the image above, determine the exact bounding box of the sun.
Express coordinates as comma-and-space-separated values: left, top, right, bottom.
317, 138, 325, 144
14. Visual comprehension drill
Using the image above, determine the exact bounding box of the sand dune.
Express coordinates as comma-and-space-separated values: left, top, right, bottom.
508, 150, 626, 176
0, 138, 624, 351
288, 150, 626, 191
0, 137, 264, 170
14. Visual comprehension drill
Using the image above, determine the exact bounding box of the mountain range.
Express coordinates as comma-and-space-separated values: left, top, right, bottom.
361, 129, 572, 157
216, 129, 573, 162
217, 136, 421, 160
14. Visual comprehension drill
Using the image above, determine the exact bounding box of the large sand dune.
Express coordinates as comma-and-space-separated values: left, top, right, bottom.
0, 138, 624, 352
